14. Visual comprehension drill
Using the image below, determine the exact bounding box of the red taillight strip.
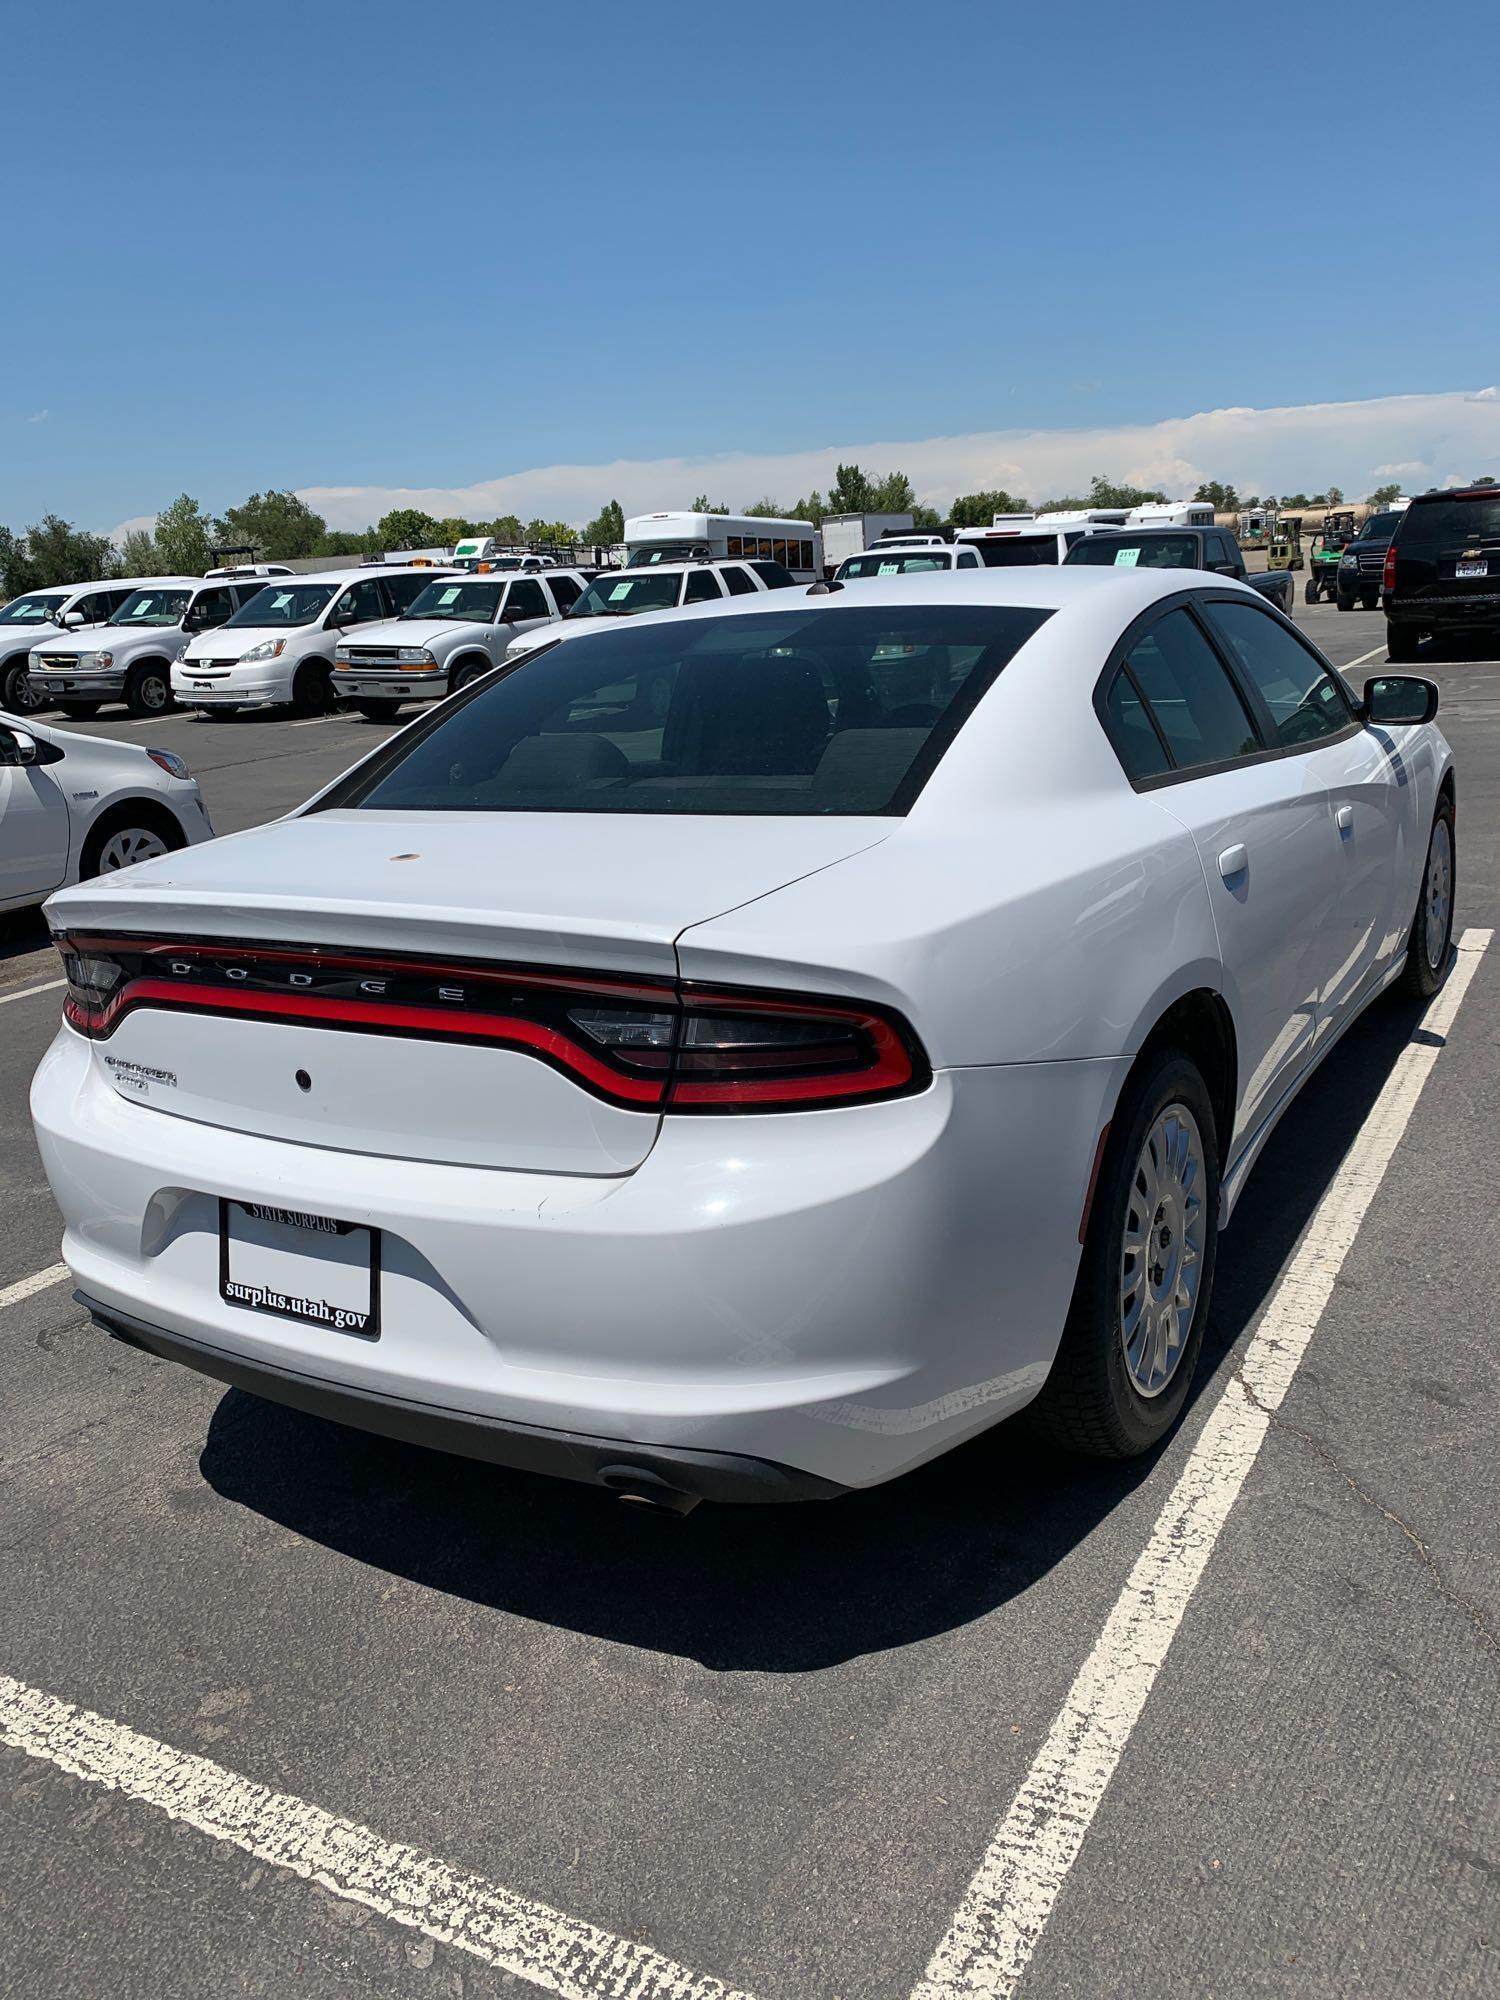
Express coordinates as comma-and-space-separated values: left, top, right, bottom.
73, 979, 666, 1106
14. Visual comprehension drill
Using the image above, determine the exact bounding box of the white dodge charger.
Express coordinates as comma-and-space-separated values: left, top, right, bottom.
30, 569, 1454, 1509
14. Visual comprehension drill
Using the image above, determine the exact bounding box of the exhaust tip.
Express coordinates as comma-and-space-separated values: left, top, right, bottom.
599, 1464, 701, 1517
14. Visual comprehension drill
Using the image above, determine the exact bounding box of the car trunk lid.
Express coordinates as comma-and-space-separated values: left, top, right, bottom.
49, 809, 885, 1174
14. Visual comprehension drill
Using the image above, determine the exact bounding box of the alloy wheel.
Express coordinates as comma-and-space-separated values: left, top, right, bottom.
1424, 817, 1453, 971
1120, 1103, 1207, 1397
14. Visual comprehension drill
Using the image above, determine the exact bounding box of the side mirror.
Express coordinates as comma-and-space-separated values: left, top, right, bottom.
1364, 675, 1439, 726
6, 730, 38, 766
60, 610, 86, 629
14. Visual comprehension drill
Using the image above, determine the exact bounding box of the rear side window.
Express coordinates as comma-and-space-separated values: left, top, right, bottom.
1118, 609, 1261, 773
1200, 601, 1354, 747
322, 603, 1053, 819
383, 571, 438, 613
1102, 670, 1171, 781
504, 579, 549, 621
750, 560, 797, 588
722, 565, 759, 596
547, 575, 582, 612
684, 569, 723, 603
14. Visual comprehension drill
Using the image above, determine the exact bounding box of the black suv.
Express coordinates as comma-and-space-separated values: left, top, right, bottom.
1385, 487, 1500, 659
1335, 509, 1403, 612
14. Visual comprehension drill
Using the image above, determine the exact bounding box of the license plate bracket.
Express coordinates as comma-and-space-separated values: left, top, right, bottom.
1456, 559, 1488, 578
218, 1198, 380, 1339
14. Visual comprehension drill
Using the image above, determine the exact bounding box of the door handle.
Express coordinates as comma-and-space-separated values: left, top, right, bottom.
1218, 843, 1248, 882
1336, 805, 1354, 833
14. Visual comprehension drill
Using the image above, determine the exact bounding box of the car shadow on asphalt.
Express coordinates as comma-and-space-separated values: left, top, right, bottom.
199, 990, 1428, 1672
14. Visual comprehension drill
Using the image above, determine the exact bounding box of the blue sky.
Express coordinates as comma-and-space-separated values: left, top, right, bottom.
6, 1, 1493, 535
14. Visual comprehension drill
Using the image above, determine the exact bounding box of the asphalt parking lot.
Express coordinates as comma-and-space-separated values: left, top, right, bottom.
1, 600, 1496, 2000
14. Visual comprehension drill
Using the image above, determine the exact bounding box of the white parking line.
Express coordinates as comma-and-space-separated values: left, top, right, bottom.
290, 713, 338, 728
0, 1264, 68, 1311
0, 1671, 756, 2000
913, 928, 1492, 2000
0, 977, 64, 1008
1344, 643, 1388, 669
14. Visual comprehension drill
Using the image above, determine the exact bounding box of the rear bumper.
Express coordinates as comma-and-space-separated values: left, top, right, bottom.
1386, 593, 1500, 629
81, 1293, 840, 1503
31, 1024, 1126, 1493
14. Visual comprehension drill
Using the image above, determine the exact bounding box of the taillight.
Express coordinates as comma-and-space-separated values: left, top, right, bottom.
55, 935, 928, 1115
1384, 543, 1398, 593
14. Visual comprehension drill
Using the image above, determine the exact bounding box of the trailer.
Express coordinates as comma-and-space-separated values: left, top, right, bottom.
819, 513, 917, 572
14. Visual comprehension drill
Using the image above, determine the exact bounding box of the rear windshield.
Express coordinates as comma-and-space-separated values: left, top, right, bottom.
1067, 534, 1201, 569
226, 583, 336, 628
964, 536, 1060, 568
839, 550, 954, 577
1399, 494, 1500, 547
324, 603, 1051, 818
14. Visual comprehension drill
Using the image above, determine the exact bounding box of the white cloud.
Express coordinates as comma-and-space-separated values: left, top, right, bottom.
1371, 460, 1428, 478
26, 409, 49, 424
293, 387, 1500, 530
109, 513, 158, 546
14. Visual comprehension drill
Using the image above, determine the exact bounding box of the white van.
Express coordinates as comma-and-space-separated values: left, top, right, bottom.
1125, 501, 1216, 529
624, 512, 823, 583
0, 578, 143, 716
173, 566, 449, 717
331, 569, 589, 717
953, 521, 1121, 567
27, 576, 267, 718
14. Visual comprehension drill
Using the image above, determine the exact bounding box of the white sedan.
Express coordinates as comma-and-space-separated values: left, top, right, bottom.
30, 570, 1453, 1508
1, 711, 212, 914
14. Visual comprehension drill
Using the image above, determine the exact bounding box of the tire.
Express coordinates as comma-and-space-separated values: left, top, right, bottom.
57, 700, 103, 719
353, 699, 403, 721
1336, 593, 1354, 612
290, 661, 334, 717
1303, 577, 1318, 604
1029, 1048, 1221, 1458
1398, 797, 1455, 1000
1361, 593, 1379, 612
125, 661, 174, 717
1387, 621, 1420, 663
1, 655, 44, 717
450, 657, 491, 693
78, 803, 185, 880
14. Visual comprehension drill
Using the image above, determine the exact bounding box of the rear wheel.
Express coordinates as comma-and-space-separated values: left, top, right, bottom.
125, 662, 173, 717
290, 661, 333, 717
57, 700, 103, 719
1387, 621, 1420, 663
1, 656, 43, 716
353, 699, 402, 720
1029, 1048, 1220, 1458
1304, 577, 1318, 604
1398, 798, 1455, 999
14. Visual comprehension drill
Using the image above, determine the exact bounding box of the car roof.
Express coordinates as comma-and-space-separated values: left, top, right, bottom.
116, 576, 211, 589
247, 566, 453, 587
1407, 486, 1497, 504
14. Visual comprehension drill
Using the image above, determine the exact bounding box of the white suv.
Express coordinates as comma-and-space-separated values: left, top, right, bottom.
331, 569, 588, 718
173, 566, 448, 718
28, 576, 266, 719
0, 579, 141, 717
503, 557, 796, 665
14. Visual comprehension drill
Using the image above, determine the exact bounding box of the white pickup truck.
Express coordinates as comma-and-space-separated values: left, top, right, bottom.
330, 569, 589, 717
